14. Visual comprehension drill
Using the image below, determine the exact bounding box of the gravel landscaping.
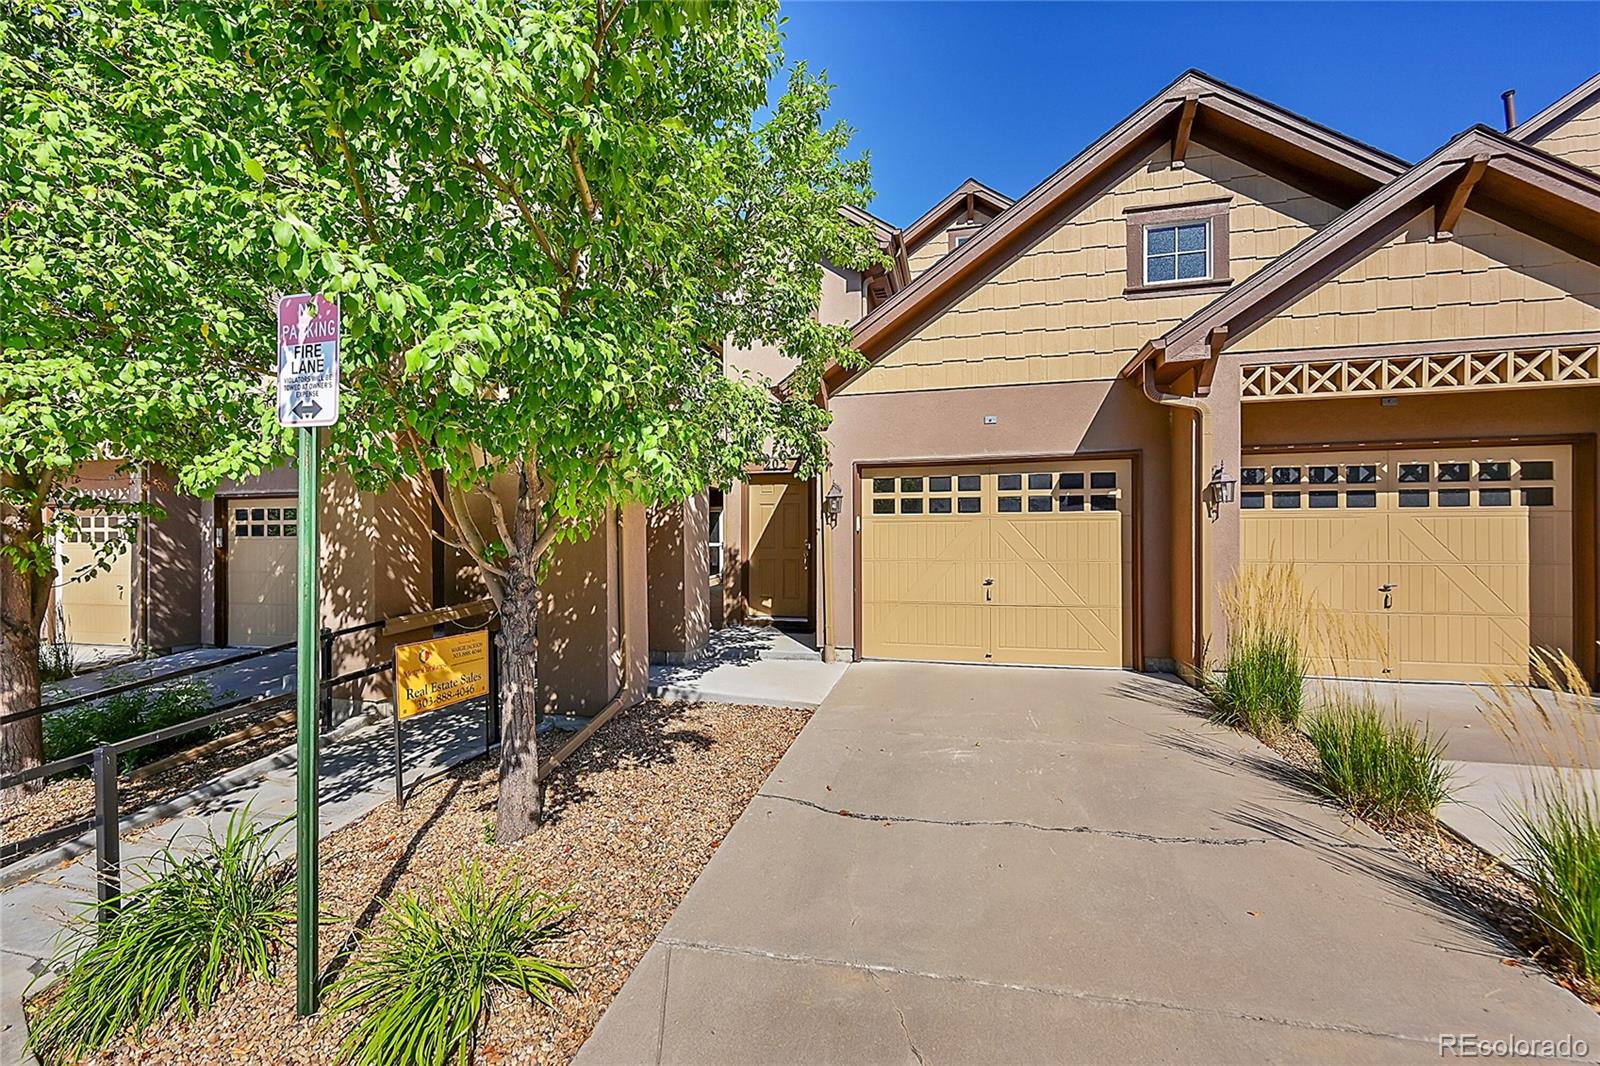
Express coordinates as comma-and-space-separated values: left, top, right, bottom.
51, 698, 808, 1065
3, 722, 296, 858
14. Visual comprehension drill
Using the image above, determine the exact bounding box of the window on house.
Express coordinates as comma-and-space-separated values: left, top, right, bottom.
1145, 222, 1209, 284
708, 488, 724, 578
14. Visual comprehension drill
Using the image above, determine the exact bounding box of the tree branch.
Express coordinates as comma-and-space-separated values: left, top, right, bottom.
332, 126, 382, 248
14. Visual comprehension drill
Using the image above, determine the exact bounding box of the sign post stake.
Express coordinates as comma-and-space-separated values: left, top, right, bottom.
277, 291, 339, 1019
295, 426, 321, 1016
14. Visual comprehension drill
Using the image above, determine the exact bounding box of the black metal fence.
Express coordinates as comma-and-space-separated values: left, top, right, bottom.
1, 609, 500, 914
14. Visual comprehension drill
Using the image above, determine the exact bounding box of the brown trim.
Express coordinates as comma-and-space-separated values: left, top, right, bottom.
1172, 96, 1198, 166
849, 448, 1144, 671
1124, 199, 1232, 295
901, 178, 1014, 252
946, 222, 983, 252
1435, 155, 1489, 239
1137, 125, 1600, 382
813, 70, 1404, 397
1512, 73, 1600, 145
1241, 430, 1598, 681
1228, 331, 1600, 367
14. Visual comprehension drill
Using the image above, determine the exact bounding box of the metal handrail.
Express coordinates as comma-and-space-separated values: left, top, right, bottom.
1, 640, 295, 726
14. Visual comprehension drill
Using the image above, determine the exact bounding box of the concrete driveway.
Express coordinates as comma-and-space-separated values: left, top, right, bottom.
578, 663, 1600, 1064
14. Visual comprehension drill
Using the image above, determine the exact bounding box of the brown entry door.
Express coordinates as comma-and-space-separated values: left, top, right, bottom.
747, 476, 812, 621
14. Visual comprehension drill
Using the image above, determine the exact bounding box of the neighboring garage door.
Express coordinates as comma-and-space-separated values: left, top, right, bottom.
860, 459, 1133, 667
226, 498, 299, 646
54, 514, 133, 646
1242, 445, 1573, 682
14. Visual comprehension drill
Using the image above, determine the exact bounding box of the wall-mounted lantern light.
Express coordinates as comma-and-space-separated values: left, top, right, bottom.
1203, 461, 1237, 519
823, 481, 845, 521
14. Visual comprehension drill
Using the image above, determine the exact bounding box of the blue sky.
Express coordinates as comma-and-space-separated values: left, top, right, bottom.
776, 2, 1600, 226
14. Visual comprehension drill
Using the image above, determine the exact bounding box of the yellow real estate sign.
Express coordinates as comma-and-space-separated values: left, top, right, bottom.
394, 630, 489, 719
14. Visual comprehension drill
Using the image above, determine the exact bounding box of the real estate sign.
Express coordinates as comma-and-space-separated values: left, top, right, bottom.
394, 630, 490, 719
276, 293, 340, 427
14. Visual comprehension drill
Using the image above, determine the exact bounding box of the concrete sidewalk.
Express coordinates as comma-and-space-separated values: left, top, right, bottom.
45, 646, 298, 707
0, 700, 491, 1066
581, 664, 1600, 1064
649, 627, 846, 710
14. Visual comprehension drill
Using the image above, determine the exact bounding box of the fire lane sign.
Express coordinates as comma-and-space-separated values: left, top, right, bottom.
277, 293, 340, 428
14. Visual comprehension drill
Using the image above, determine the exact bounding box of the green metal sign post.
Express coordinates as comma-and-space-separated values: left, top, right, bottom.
277, 292, 340, 1017
294, 426, 321, 1016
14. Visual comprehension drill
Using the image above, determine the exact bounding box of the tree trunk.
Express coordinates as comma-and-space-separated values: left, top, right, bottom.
494, 508, 544, 843
1, 548, 45, 797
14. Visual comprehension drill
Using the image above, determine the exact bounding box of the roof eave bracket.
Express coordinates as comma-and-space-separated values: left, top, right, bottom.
1435, 154, 1490, 241
1172, 96, 1199, 169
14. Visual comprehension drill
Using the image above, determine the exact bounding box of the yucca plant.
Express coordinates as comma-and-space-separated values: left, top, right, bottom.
327, 864, 577, 1066
1306, 695, 1455, 822
1202, 564, 1312, 738
27, 812, 292, 1061
1487, 650, 1600, 990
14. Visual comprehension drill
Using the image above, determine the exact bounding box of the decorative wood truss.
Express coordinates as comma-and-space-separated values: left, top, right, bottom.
1240, 343, 1600, 400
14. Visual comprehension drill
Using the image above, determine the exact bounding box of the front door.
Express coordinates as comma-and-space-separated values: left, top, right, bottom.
747, 476, 811, 621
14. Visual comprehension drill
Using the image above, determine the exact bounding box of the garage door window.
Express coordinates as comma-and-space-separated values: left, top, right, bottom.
234, 506, 297, 539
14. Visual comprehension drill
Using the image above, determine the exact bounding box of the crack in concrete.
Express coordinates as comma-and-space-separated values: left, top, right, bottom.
872, 972, 925, 1065
758, 792, 1268, 847
657, 937, 1447, 1051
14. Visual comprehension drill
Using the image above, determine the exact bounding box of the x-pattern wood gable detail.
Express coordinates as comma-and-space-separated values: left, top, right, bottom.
1240, 343, 1600, 400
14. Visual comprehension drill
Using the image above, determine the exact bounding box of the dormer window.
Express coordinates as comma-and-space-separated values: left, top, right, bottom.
1124, 199, 1232, 297
1145, 221, 1209, 284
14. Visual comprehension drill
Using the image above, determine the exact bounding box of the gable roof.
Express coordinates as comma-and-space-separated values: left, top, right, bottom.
810, 69, 1408, 394
1130, 125, 1600, 384
1513, 73, 1600, 145
900, 178, 1014, 252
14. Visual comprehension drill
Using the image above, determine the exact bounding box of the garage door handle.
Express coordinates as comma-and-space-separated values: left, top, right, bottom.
1378, 583, 1397, 609
983, 577, 994, 602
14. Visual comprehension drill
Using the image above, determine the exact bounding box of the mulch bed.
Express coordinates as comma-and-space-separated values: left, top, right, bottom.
1261, 725, 1598, 1008
62, 699, 809, 1065
3, 723, 296, 855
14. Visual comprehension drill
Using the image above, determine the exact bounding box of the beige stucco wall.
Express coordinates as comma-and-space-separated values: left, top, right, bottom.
1530, 95, 1600, 174
821, 377, 1176, 667
839, 140, 1340, 396
645, 495, 710, 660
905, 208, 999, 279
1233, 209, 1600, 353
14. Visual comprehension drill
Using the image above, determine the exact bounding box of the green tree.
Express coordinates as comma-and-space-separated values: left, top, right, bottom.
1, 2, 288, 788
217, 0, 880, 839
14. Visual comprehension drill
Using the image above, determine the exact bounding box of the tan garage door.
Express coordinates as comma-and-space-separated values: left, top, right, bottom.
1242, 445, 1573, 682
226, 498, 299, 646
861, 460, 1133, 667
55, 514, 133, 646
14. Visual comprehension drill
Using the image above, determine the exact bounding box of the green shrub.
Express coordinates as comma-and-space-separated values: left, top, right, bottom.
1485, 650, 1600, 991
328, 864, 576, 1066
38, 640, 79, 685
1508, 781, 1600, 990
1202, 564, 1313, 738
43, 678, 219, 769
1205, 628, 1306, 737
27, 812, 291, 1060
1305, 697, 1454, 821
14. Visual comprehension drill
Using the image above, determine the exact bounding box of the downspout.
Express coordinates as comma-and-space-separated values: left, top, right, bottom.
613, 505, 626, 702
1140, 357, 1210, 673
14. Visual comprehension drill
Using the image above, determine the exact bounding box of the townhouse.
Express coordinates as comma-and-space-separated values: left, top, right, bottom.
52, 68, 1600, 706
